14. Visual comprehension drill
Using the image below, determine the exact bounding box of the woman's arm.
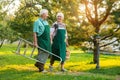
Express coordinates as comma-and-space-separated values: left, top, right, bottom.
66, 38, 69, 47
65, 30, 69, 47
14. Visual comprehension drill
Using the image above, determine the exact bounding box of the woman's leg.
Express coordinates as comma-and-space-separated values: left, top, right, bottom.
61, 61, 67, 72
49, 56, 55, 71
50, 56, 55, 66
61, 61, 64, 69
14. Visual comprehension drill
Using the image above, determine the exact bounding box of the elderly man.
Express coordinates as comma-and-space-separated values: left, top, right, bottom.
33, 9, 51, 72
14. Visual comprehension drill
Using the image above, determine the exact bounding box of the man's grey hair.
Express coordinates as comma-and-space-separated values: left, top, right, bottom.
39, 9, 48, 16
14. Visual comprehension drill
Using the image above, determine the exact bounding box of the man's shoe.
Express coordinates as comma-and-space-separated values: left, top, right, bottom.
35, 62, 44, 72
35, 62, 40, 68
41, 70, 47, 73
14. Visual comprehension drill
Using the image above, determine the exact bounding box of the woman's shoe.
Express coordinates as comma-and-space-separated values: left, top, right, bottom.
49, 65, 53, 72
61, 68, 67, 72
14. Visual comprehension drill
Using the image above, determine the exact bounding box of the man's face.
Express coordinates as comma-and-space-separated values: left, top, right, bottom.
42, 12, 48, 20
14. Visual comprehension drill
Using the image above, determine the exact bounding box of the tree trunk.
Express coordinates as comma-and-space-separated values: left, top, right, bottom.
93, 36, 100, 64
93, 39, 97, 63
0, 40, 5, 48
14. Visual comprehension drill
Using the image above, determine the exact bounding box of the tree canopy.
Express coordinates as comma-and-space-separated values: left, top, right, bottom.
0, 0, 120, 52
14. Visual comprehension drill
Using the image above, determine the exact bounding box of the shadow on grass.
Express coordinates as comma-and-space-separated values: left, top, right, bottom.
0, 68, 115, 80
86, 66, 120, 76
0, 68, 38, 80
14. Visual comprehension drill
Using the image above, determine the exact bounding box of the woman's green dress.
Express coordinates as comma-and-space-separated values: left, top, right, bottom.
52, 28, 66, 62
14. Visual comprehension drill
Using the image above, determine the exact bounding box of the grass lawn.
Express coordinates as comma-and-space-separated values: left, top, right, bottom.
0, 44, 120, 80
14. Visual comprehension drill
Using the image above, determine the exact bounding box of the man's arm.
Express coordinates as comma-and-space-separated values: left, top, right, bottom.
33, 32, 38, 47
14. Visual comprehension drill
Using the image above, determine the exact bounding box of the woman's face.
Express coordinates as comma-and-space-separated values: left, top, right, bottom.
57, 16, 63, 22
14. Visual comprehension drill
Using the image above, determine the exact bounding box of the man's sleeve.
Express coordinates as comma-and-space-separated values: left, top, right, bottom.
33, 20, 44, 36
33, 21, 38, 32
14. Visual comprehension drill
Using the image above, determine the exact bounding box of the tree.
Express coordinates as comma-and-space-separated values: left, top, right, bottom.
82, 0, 120, 63
0, 1, 10, 47
1, 0, 120, 64
8, 0, 82, 42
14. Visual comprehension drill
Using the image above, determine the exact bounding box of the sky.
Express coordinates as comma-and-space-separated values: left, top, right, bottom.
3, 0, 20, 15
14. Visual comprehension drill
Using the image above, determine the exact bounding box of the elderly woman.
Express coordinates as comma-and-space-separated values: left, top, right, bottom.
50, 12, 69, 72
33, 9, 51, 72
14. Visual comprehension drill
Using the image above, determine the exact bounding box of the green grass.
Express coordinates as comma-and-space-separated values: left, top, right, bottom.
0, 44, 120, 80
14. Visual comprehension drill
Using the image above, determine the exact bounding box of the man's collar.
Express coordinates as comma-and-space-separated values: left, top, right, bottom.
39, 18, 46, 21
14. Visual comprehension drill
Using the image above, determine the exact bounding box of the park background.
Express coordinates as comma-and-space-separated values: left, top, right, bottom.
0, 0, 120, 80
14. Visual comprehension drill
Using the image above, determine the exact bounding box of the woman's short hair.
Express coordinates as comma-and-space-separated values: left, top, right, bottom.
56, 12, 64, 19
39, 9, 48, 16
